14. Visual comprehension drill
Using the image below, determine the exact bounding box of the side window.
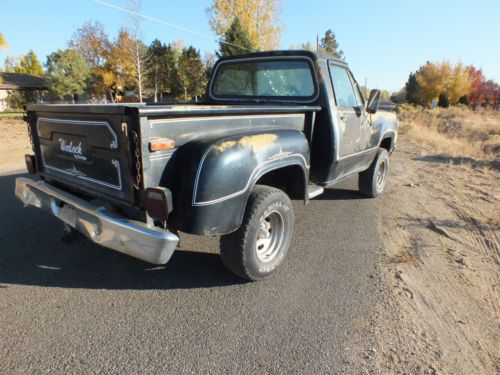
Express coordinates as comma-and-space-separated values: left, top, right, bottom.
349, 71, 365, 106
330, 64, 358, 108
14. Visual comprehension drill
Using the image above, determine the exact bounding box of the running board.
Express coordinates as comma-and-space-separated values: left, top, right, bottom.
308, 184, 324, 199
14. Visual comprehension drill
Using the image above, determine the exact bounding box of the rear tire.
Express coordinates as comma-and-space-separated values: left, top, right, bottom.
359, 148, 390, 198
220, 185, 294, 281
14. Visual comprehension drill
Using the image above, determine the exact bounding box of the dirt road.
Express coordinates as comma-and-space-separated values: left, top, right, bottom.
372, 139, 499, 374
0, 119, 31, 174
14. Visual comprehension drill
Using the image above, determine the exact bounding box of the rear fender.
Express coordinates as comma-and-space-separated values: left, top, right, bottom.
169, 129, 309, 235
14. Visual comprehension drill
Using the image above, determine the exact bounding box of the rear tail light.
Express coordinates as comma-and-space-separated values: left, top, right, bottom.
144, 187, 173, 221
149, 138, 176, 152
25, 154, 36, 174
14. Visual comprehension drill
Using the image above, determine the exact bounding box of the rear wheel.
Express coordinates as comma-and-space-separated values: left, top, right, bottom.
359, 148, 390, 198
220, 185, 294, 281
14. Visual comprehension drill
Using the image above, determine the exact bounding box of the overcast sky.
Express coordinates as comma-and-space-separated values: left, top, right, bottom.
1, 0, 499, 92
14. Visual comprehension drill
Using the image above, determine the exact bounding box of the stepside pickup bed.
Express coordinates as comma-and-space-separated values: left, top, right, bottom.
16, 50, 398, 280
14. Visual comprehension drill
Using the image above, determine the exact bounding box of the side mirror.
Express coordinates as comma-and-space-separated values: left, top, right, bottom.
366, 89, 381, 114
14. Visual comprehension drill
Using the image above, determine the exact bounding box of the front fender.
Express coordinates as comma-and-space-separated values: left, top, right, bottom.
372, 111, 398, 151
170, 129, 309, 235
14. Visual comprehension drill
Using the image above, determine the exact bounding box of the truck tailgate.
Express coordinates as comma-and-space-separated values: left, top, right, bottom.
33, 114, 135, 203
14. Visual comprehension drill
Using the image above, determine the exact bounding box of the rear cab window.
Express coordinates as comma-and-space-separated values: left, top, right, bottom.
210, 58, 318, 102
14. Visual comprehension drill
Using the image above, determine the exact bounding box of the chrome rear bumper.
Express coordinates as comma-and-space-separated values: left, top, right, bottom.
15, 177, 179, 264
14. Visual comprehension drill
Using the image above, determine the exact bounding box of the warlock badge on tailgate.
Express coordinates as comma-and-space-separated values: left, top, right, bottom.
58, 138, 87, 160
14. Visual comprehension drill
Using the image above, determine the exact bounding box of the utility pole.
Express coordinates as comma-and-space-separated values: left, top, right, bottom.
364, 77, 368, 98
316, 34, 319, 52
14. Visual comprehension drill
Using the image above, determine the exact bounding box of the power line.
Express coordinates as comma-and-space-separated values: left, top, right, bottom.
93, 0, 256, 52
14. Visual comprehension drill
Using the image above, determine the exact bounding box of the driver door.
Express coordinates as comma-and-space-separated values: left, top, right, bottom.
329, 63, 374, 178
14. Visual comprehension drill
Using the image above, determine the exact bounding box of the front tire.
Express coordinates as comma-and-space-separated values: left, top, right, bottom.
220, 185, 294, 281
359, 148, 390, 198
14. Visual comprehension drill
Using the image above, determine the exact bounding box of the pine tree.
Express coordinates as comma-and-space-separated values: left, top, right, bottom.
46, 49, 90, 100
320, 29, 344, 59
147, 39, 177, 102
405, 72, 421, 105
218, 17, 254, 57
177, 46, 207, 102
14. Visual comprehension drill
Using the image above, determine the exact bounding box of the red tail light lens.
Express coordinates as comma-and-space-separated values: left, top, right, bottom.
25, 154, 36, 174
144, 187, 173, 221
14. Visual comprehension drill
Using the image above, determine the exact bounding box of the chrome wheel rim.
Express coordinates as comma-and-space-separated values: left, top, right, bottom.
376, 161, 387, 189
255, 211, 284, 263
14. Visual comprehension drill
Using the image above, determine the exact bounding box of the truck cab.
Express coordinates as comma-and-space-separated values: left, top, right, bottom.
16, 50, 398, 280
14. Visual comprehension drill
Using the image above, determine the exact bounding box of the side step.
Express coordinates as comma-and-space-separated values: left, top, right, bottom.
308, 184, 324, 199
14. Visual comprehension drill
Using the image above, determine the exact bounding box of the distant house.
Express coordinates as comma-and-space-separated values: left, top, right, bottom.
0, 72, 48, 110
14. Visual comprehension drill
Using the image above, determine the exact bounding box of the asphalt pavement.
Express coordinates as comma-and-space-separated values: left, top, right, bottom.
0, 171, 382, 374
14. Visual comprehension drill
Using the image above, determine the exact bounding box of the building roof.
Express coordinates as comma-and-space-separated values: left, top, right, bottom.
0, 72, 48, 90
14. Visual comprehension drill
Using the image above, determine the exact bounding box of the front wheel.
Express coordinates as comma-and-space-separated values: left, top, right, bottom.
220, 185, 294, 281
358, 148, 390, 198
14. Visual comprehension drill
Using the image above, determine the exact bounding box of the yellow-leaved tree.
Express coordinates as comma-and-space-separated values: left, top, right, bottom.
446, 62, 472, 104
416, 61, 472, 105
0, 32, 6, 49
70, 21, 113, 100
0, 33, 6, 84
102, 29, 136, 103
416, 61, 450, 105
206, 0, 282, 50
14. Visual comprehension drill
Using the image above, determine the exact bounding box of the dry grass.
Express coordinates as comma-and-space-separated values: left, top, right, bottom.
396, 105, 500, 158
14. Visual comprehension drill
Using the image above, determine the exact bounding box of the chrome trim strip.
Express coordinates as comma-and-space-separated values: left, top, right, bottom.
149, 113, 304, 126
192, 147, 310, 206
150, 154, 172, 161
336, 146, 377, 161
40, 152, 123, 191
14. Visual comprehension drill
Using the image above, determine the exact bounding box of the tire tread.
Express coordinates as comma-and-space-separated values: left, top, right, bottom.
220, 185, 287, 280
359, 148, 389, 198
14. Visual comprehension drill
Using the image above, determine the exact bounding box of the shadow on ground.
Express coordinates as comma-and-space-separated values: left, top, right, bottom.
0, 172, 361, 290
314, 188, 364, 201
0, 172, 247, 290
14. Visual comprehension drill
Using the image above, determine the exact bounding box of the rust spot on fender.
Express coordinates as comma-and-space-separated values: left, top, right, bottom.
213, 140, 237, 152
239, 134, 278, 151
213, 134, 278, 153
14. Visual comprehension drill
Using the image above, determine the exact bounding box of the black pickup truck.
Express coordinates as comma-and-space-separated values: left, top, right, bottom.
16, 50, 398, 280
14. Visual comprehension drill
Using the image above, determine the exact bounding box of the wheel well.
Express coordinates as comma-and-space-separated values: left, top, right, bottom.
255, 165, 306, 200
379, 137, 393, 152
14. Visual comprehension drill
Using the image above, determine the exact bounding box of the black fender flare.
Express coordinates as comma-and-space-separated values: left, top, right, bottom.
378, 130, 396, 153
169, 129, 309, 235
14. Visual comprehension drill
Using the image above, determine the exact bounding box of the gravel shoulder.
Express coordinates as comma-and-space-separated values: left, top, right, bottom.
370, 137, 499, 374
0, 119, 31, 174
